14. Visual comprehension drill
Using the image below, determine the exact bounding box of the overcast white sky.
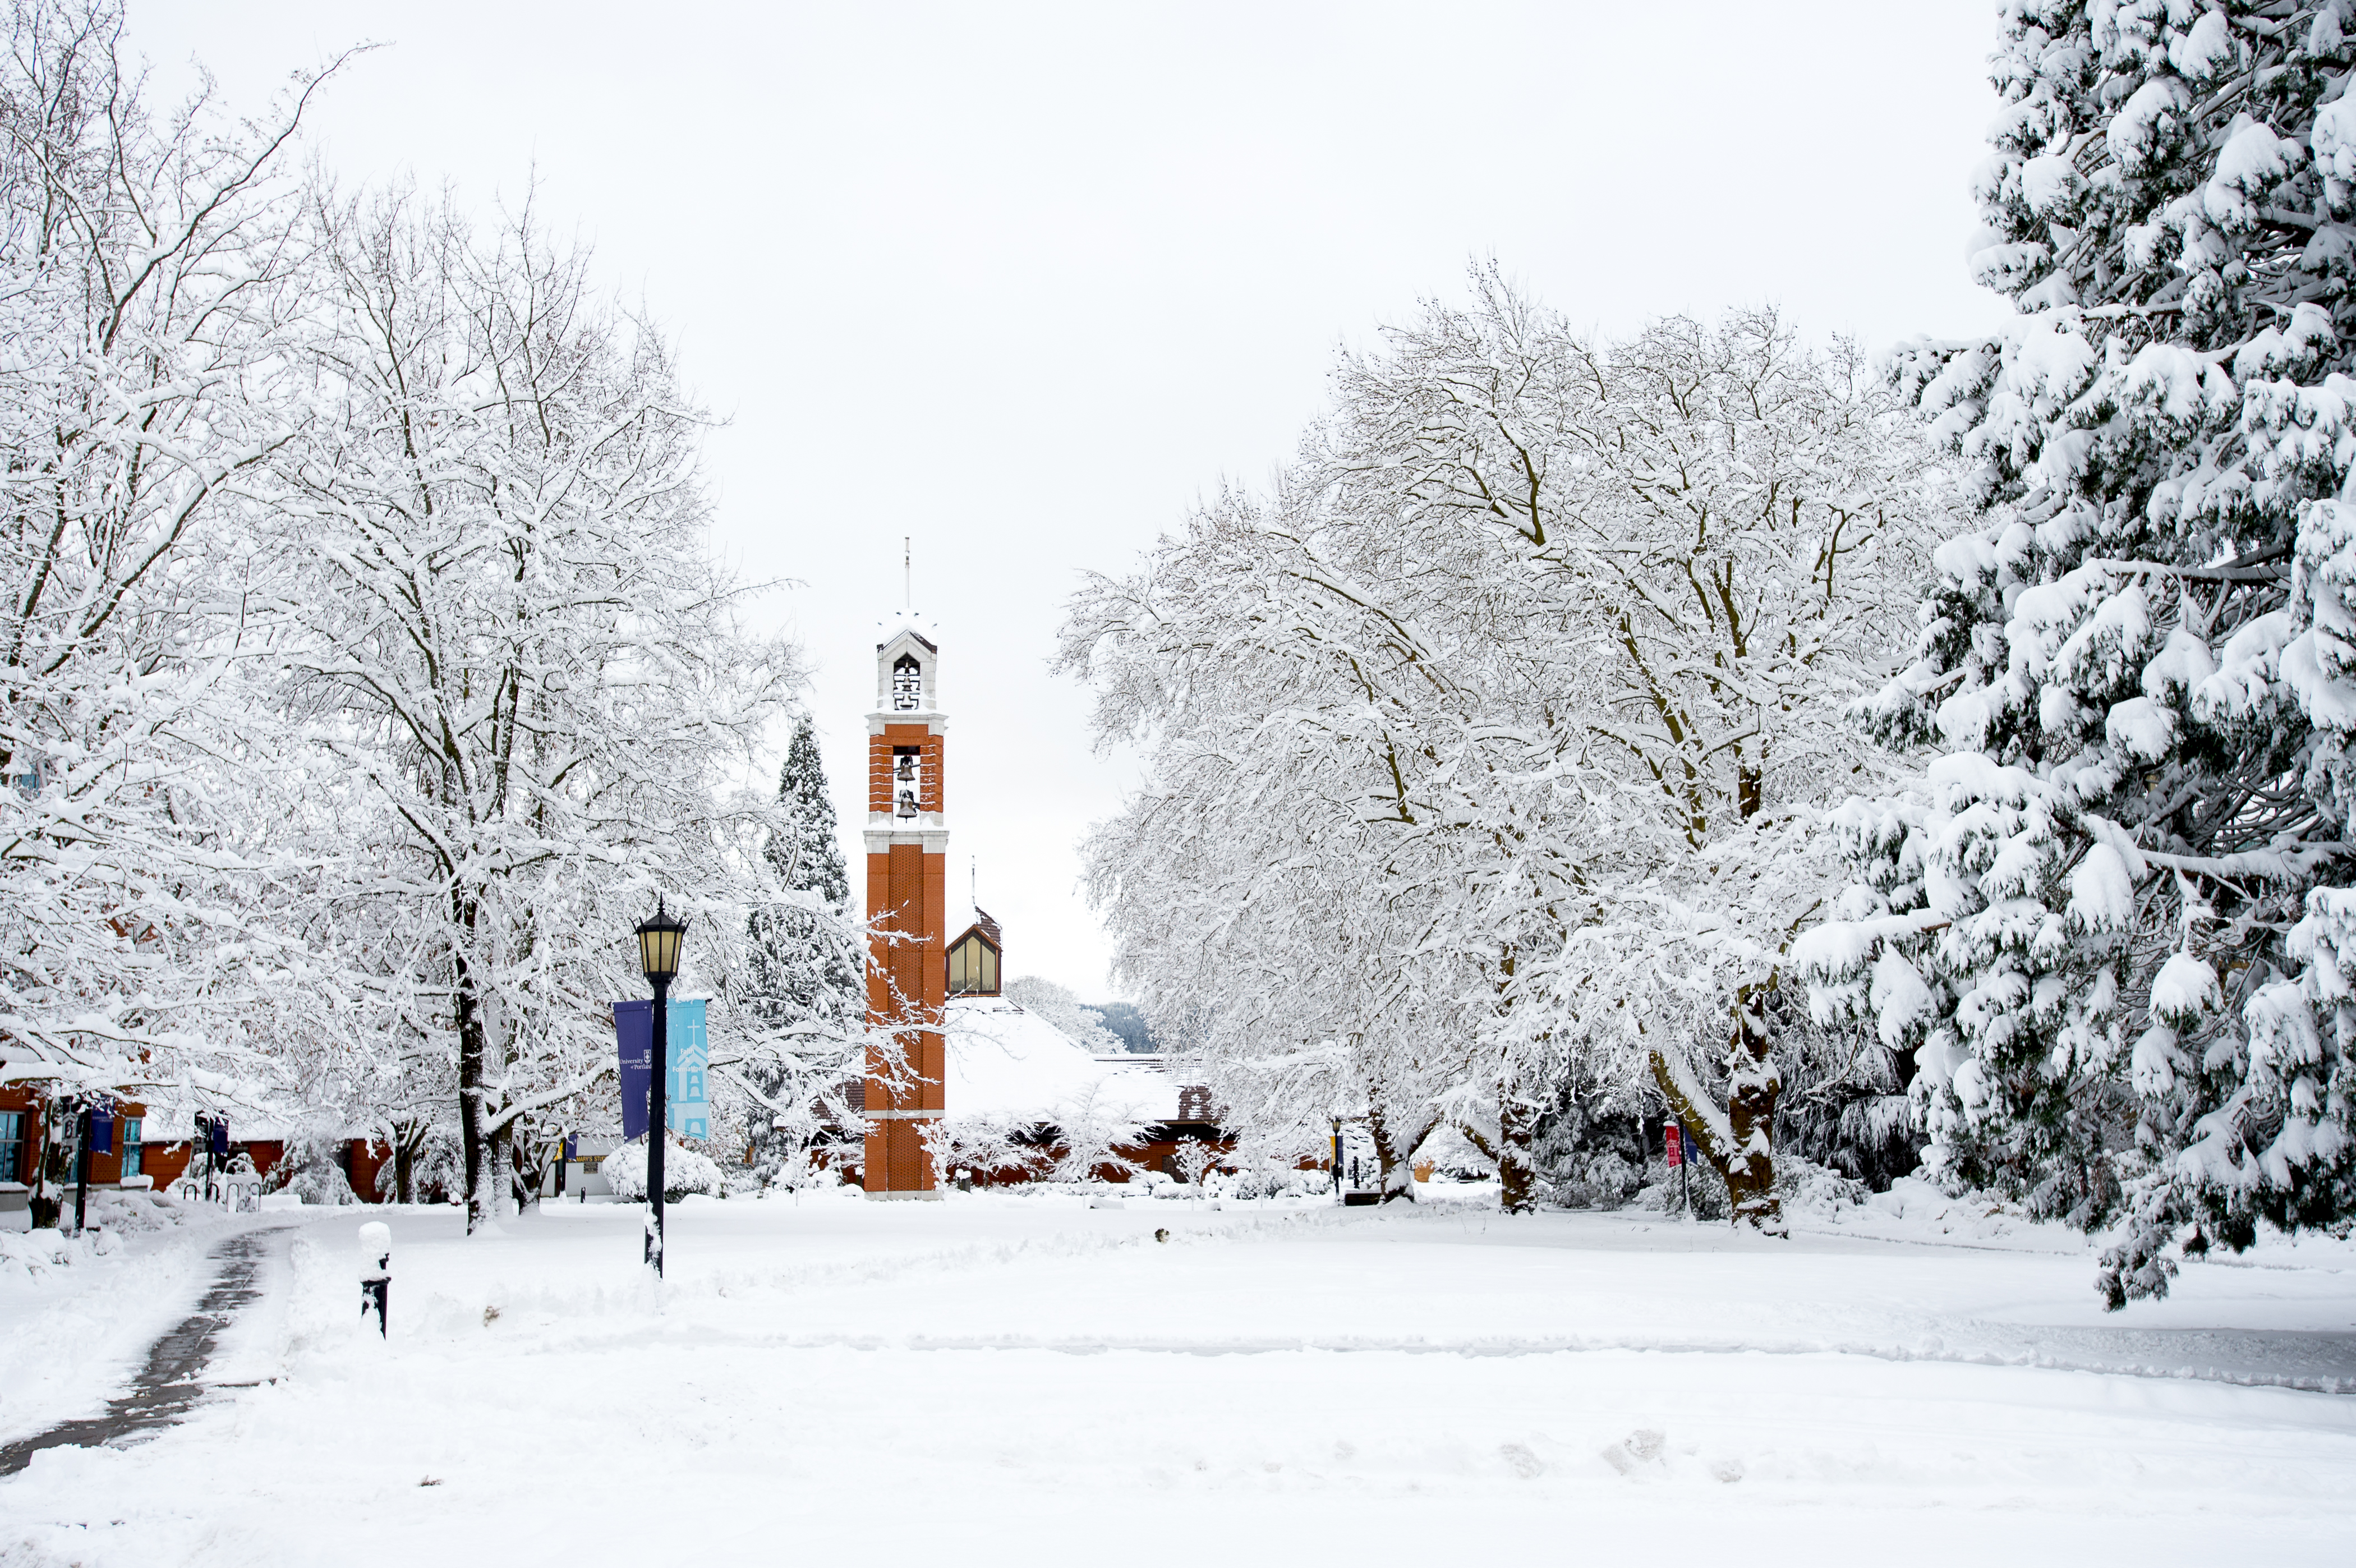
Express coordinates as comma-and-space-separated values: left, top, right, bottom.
139, 2, 2015, 1001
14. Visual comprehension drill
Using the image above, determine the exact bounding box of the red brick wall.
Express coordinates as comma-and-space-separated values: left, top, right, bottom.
0, 1090, 151, 1185
867, 724, 945, 816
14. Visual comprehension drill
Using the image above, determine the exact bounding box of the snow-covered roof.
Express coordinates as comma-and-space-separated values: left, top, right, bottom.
875, 608, 938, 652
946, 996, 1177, 1123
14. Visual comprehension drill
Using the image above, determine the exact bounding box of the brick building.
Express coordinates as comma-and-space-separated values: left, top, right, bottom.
1, 1082, 399, 1227
852, 611, 1224, 1193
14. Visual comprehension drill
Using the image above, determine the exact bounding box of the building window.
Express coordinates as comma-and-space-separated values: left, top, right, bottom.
892, 653, 922, 711
120, 1118, 143, 1179
0, 1112, 21, 1181
949, 931, 999, 995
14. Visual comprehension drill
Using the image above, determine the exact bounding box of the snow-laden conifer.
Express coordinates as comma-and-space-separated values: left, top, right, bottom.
736, 717, 867, 1171
1797, 1, 2356, 1303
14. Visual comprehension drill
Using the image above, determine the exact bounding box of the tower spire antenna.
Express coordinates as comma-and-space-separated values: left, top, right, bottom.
904, 535, 912, 608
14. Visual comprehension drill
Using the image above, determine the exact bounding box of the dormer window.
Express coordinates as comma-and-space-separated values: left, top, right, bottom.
892, 653, 922, 711
948, 927, 1000, 995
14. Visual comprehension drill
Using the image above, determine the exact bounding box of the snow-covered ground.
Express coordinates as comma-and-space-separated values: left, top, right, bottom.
3, 1188, 2353, 1565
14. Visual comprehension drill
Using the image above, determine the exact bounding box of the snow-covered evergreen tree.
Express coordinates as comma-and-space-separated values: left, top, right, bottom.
735, 718, 866, 1170
1797, 0, 2356, 1304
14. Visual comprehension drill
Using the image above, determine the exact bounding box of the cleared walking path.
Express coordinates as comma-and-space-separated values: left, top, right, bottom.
0, 1227, 278, 1475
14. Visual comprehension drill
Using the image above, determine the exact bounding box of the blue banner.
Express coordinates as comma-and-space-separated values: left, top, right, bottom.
668, 999, 709, 1139
89, 1105, 114, 1155
613, 999, 711, 1141
614, 1000, 654, 1140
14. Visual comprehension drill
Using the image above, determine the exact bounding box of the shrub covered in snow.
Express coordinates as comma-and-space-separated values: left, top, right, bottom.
0, 1189, 215, 1279
602, 1136, 725, 1202
267, 1130, 361, 1206
1545, 1152, 1645, 1211
1533, 1092, 1648, 1209
762, 1147, 857, 1193
1212, 1166, 1328, 1201
1773, 1156, 1870, 1220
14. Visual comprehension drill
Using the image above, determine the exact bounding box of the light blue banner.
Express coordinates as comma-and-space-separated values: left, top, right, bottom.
667, 997, 710, 1139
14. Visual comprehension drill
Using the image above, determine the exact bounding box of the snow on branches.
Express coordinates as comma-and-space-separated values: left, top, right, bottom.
0, 4, 860, 1231
1803, 0, 2356, 1305
1063, 274, 1941, 1222
272, 186, 823, 1230
0, 2, 352, 1109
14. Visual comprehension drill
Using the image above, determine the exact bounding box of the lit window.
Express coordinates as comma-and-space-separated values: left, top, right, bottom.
949, 931, 1001, 995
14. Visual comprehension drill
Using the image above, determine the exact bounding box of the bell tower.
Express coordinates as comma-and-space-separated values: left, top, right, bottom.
863, 614, 946, 1196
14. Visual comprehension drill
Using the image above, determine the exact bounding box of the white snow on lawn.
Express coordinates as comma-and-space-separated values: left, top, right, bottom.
4, 1191, 2353, 1565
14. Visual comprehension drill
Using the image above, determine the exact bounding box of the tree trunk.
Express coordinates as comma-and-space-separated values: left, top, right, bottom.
485, 1120, 514, 1222
1722, 986, 1784, 1230
27, 1115, 63, 1230
511, 1129, 544, 1213
1648, 983, 1785, 1233
1368, 1106, 1433, 1203
392, 1124, 418, 1206
1498, 1092, 1539, 1213
453, 896, 490, 1233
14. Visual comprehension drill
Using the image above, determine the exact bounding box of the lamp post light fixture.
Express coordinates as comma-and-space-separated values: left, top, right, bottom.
635, 898, 688, 1276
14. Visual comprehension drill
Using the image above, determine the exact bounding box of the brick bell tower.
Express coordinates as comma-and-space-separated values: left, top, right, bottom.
862, 614, 947, 1197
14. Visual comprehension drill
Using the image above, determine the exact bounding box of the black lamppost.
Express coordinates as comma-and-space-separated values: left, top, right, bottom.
635, 898, 687, 1276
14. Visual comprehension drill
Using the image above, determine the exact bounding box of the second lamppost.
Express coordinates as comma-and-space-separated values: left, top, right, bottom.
636, 899, 688, 1276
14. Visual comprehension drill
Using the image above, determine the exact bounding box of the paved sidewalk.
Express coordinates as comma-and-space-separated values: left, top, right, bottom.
0, 1227, 279, 1477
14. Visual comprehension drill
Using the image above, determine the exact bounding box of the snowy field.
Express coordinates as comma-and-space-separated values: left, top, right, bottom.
4, 1189, 2354, 1565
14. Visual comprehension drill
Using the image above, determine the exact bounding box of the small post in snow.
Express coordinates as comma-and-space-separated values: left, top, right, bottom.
71, 1100, 90, 1235
1329, 1116, 1343, 1201
358, 1220, 392, 1336
1664, 1120, 1687, 1220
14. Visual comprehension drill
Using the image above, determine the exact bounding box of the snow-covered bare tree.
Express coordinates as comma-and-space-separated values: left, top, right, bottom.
1800, 1, 2356, 1305
1004, 974, 1122, 1054
0, 1, 350, 1189
1065, 276, 1943, 1224
275, 184, 815, 1231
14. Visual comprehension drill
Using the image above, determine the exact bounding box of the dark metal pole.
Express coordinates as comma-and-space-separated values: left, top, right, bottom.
1331, 1118, 1343, 1199
646, 980, 669, 1276
72, 1104, 89, 1234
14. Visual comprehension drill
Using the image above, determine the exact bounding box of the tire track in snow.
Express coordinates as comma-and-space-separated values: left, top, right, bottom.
733, 1326, 2356, 1396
